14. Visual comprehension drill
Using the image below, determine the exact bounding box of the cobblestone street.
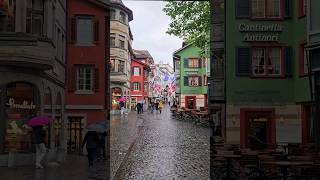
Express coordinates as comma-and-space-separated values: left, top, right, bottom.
111, 105, 210, 180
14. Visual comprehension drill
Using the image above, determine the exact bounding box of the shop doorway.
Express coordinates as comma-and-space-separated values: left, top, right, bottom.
131, 97, 137, 110
67, 117, 83, 153
240, 109, 275, 150
185, 96, 196, 109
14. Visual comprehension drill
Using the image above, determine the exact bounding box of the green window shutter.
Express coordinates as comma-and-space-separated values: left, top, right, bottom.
184, 58, 189, 68
236, 47, 251, 76
198, 76, 202, 86
284, 0, 291, 18
285, 47, 293, 77
236, 0, 251, 18
198, 58, 202, 68
184, 76, 188, 86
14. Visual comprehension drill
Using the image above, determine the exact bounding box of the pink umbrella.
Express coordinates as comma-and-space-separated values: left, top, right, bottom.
28, 116, 51, 126
118, 97, 126, 102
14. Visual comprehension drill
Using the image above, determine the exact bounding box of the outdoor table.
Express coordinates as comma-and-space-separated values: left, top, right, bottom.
177, 109, 185, 119
261, 161, 314, 180
195, 111, 208, 123
214, 154, 241, 180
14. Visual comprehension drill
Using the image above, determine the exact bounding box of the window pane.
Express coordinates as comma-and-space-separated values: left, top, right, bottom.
268, 0, 280, 17
111, 10, 116, 20
119, 61, 125, 73
110, 37, 115, 47
252, 0, 265, 17
120, 12, 126, 23
77, 18, 93, 44
252, 48, 265, 75
194, 77, 199, 86
268, 48, 281, 75
134, 67, 140, 76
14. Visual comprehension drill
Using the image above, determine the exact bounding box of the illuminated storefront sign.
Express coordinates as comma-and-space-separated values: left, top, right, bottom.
238, 23, 283, 42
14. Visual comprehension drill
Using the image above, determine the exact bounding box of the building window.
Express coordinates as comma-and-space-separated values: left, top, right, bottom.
252, 47, 282, 76
0, 0, 16, 32
26, 0, 44, 36
110, 9, 116, 20
110, 33, 116, 47
111, 59, 116, 72
133, 82, 139, 91
76, 17, 93, 44
119, 11, 126, 24
188, 76, 200, 86
76, 66, 93, 91
133, 67, 140, 76
119, 35, 125, 49
188, 58, 200, 68
251, 0, 280, 18
118, 60, 125, 73
299, 42, 308, 76
298, 0, 307, 17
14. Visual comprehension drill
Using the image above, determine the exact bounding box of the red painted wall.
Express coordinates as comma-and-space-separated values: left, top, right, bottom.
66, 0, 107, 125
130, 60, 144, 101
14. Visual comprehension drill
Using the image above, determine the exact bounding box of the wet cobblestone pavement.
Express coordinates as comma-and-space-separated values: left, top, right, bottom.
0, 154, 108, 180
112, 106, 210, 180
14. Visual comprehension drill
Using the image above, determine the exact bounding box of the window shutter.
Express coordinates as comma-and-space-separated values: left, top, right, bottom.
94, 68, 99, 92
184, 76, 189, 86
184, 58, 188, 68
132, 67, 134, 75
198, 76, 202, 86
70, 17, 76, 43
236, 0, 251, 18
94, 19, 99, 44
139, 67, 141, 76
68, 67, 76, 92
198, 58, 202, 68
284, 0, 291, 18
285, 47, 293, 77
131, 83, 133, 90
236, 47, 251, 76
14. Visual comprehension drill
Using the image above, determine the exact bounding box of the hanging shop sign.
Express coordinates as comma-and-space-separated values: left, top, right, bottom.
238, 23, 283, 42
6, 98, 36, 110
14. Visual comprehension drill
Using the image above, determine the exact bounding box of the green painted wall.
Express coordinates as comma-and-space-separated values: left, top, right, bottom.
226, 0, 311, 103
174, 44, 207, 95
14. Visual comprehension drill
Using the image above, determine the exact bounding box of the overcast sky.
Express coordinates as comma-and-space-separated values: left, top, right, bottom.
122, 1, 183, 67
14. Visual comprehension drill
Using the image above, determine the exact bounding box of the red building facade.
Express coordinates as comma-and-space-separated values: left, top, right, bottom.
65, 0, 109, 152
130, 59, 150, 109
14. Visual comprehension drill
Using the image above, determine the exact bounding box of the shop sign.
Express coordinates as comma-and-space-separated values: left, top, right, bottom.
6, 98, 36, 110
238, 23, 283, 42
186, 71, 199, 75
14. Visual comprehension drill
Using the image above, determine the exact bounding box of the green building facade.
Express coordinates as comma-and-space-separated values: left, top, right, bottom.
173, 44, 208, 109
225, 0, 310, 149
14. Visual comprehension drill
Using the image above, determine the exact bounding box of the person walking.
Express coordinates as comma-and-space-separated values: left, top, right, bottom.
33, 125, 47, 169
119, 101, 125, 115
155, 100, 159, 112
81, 131, 100, 167
158, 100, 164, 114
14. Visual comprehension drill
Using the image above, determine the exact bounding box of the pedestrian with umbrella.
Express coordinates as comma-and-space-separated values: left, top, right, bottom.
119, 96, 125, 115
81, 129, 101, 167
28, 116, 50, 169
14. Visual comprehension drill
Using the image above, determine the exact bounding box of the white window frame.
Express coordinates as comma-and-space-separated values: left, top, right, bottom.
133, 82, 139, 91
76, 66, 94, 93
133, 67, 140, 76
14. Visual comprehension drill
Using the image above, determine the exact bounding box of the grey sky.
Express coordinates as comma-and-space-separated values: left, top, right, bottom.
122, 0, 183, 67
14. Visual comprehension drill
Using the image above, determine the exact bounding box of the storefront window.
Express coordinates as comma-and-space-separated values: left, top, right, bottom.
111, 87, 122, 110
0, 0, 16, 32
4, 82, 38, 153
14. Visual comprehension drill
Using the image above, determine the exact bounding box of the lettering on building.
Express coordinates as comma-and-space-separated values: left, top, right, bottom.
6, 98, 36, 110
238, 23, 283, 42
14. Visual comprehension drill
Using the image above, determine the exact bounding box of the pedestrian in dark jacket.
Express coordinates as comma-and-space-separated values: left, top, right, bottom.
33, 125, 47, 169
81, 131, 101, 166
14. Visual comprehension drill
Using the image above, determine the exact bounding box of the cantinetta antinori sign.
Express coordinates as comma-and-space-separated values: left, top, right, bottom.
238, 23, 283, 42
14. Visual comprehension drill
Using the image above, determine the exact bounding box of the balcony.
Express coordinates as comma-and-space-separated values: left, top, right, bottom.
0, 33, 54, 70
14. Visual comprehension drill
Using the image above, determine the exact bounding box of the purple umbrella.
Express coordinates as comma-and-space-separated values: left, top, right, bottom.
28, 116, 51, 126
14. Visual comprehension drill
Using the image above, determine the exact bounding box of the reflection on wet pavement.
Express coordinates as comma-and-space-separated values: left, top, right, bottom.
112, 106, 210, 180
